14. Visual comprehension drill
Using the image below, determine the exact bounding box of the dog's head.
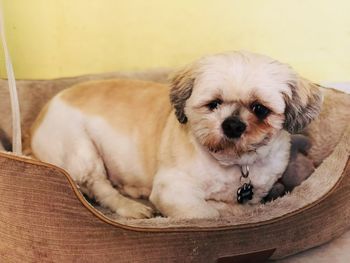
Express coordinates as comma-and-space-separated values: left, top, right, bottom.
170, 51, 322, 163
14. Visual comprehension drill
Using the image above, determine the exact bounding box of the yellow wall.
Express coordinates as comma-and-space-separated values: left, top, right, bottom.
1, 0, 350, 81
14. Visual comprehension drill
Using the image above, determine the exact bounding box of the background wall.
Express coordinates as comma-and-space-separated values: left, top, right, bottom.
0, 0, 349, 81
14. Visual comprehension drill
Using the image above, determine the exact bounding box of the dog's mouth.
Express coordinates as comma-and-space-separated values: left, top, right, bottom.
206, 138, 240, 155
207, 138, 233, 153
206, 136, 260, 157
208, 146, 224, 153
197, 129, 266, 156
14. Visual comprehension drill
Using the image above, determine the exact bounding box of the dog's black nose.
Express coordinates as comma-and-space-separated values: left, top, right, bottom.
222, 117, 246, 138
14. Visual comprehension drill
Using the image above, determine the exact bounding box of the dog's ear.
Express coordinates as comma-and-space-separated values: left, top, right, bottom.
169, 66, 195, 124
283, 78, 323, 133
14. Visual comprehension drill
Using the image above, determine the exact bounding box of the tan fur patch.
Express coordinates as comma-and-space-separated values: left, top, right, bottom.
239, 108, 284, 151
158, 113, 196, 166
60, 79, 173, 180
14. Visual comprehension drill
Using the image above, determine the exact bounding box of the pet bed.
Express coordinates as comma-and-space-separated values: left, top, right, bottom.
0, 71, 349, 262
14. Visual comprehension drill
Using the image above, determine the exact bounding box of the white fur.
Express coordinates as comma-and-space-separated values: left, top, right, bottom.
188, 52, 294, 114
150, 129, 290, 218
32, 98, 154, 218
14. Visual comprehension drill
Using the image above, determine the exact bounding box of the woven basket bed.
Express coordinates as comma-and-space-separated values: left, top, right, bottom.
0, 70, 349, 263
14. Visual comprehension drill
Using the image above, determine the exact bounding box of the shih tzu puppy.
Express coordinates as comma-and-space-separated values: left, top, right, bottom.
30, 51, 322, 219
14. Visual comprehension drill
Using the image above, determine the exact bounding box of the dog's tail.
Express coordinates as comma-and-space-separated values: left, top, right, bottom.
0, 127, 12, 152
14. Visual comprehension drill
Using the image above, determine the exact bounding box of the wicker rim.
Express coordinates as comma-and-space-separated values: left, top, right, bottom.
0, 151, 348, 233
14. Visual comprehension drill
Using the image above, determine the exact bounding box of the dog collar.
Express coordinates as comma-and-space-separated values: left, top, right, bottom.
237, 165, 254, 204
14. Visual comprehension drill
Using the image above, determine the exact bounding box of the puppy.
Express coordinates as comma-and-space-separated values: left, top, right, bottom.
30, 51, 322, 219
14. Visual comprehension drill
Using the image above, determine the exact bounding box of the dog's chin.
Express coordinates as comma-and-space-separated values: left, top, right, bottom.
208, 145, 260, 166
204, 139, 253, 166
196, 131, 273, 166
203, 132, 276, 166
209, 149, 240, 166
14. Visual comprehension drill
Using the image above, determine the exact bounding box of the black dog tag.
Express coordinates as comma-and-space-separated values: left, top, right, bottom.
237, 183, 254, 204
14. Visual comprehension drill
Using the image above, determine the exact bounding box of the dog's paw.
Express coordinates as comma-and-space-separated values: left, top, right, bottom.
116, 200, 155, 219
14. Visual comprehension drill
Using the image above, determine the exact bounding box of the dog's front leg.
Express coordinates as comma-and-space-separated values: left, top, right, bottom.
150, 168, 220, 219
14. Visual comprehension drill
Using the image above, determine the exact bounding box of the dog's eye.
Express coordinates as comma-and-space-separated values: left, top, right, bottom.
251, 103, 270, 119
206, 99, 223, 110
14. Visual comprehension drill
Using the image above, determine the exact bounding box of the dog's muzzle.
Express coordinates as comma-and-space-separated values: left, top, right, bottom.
222, 117, 246, 139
